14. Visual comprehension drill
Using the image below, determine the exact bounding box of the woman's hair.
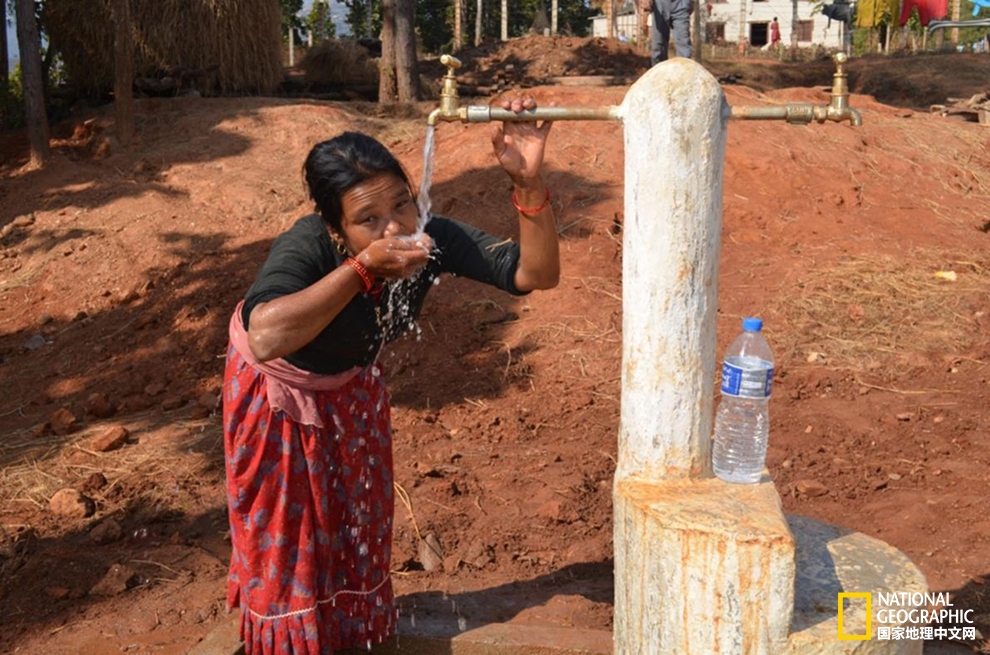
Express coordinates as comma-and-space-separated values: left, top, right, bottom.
303, 131, 413, 232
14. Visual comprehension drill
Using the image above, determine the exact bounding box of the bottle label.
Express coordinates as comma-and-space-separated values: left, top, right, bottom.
721, 360, 773, 398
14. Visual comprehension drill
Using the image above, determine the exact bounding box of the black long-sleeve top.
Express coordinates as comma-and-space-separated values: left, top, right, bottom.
241, 213, 528, 374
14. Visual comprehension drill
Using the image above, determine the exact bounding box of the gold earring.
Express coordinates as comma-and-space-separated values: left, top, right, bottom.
335, 241, 347, 256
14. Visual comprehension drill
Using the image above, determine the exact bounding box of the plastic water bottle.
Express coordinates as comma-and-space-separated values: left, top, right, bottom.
712, 317, 775, 484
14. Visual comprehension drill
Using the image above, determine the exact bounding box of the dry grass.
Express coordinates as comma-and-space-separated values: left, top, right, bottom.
42, 0, 282, 95
770, 249, 990, 370
0, 418, 222, 514
300, 39, 379, 87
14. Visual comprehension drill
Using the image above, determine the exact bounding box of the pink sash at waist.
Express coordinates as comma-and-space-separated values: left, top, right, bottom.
228, 300, 363, 428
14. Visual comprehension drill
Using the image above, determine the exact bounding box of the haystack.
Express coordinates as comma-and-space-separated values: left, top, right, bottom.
300, 39, 380, 88
42, 0, 283, 96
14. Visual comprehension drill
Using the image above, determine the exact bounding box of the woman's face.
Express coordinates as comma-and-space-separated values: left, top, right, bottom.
333, 173, 418, 255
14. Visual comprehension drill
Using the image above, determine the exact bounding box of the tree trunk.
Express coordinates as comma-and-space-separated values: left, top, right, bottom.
605, 0, 614, 39
113, 0, 135, 147
289, 23, 295, 66
379, 0, 397, 104
501, 0, 508, 40
475, 0, 482, 46
950, 0, 960, 46
395, 0, 419, 102
790, 0, 799, 59
639, 3, 650, 54
1, 0, 9, 93
552, 0, 558, 35
737, 0, 747, 54
15, 0, 49, 166
454, 0, 463, 51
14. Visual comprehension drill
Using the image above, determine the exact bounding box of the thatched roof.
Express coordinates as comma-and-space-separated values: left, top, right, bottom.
42, 0, 283, 96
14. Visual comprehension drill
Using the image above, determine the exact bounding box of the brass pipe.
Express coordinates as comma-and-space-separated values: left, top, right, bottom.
728, 104, 821, 124
728, 53, 861, 126
428, 53, 861, 128
463, 105, 622, 123
427, 54, 622, 125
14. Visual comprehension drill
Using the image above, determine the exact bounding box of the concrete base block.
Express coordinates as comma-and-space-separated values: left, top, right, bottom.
786, 514, 928, 655
613, 477, 796, 654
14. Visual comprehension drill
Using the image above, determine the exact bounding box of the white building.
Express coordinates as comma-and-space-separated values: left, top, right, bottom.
591, 10, 643, 43
591, 1, 846, 49
707, 0, 845, 48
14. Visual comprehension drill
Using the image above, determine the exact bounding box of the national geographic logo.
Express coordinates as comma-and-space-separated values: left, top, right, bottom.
837, 592, 978, 641
837, 592, 871, 640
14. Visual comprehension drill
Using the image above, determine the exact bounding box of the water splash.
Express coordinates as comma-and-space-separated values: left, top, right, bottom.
382, 119, 443, 342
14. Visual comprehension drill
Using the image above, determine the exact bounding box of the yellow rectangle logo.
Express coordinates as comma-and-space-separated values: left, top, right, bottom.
837, 592, 872, 640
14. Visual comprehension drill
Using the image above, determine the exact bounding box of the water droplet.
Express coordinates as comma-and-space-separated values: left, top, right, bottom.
358, 542, 369, 556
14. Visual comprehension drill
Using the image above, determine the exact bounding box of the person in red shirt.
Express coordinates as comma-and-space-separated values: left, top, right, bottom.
770, 17, 782, 49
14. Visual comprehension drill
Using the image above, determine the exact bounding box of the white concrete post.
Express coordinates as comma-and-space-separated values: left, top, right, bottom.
617, 58, 725, 482
613, 59, 796, 655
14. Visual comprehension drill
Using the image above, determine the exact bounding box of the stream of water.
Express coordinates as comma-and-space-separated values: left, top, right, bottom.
415, 125, 437, 233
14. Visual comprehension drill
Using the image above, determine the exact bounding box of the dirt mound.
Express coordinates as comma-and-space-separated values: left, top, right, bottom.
429, 35, 651, 88
1, 50, 989, 654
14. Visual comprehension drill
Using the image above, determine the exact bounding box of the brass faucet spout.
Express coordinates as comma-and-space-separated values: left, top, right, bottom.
427, 54, 464, 126
728, 52, 861, 127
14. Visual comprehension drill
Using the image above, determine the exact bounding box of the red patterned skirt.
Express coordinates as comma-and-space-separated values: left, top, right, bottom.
222, 342, 396, 654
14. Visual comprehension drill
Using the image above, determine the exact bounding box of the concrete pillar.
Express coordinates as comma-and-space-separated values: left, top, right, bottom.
617, 57, 725, 483
613, 58, 796, 655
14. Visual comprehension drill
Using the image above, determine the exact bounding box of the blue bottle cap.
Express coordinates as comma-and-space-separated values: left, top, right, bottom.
742, 317, 763, 332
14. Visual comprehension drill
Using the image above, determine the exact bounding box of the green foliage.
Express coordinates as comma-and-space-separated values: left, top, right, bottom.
307, 0, 337, 40
337, 0, 595, 53
1, 63, 25, 131
281, 0, 306, 41
342, 0, 380, 38
459, 0, 593, 46
417, 0, 453, 52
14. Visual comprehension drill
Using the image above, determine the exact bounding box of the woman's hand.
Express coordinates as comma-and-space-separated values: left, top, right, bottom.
490, 96, 553, 186
357, 234, 434, 281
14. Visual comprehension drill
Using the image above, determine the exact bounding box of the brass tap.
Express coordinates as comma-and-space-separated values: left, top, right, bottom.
426, 54, 622, 126
427, 54, 465, 126
729, 53, 862, 126
821, 52, 863, 126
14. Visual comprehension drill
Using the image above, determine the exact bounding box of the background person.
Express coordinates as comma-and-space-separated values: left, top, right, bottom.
641, 0, 693, 65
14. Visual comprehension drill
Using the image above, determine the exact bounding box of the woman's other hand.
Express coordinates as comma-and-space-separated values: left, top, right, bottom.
490, 96, 553, 185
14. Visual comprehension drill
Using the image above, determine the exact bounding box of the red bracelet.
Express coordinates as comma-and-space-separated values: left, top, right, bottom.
511, 188, 551, 216
343, 257, 375, 293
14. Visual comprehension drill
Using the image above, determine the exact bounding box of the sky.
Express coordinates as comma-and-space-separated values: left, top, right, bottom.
4, 1, 348, 68
5, 16, 14, 66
